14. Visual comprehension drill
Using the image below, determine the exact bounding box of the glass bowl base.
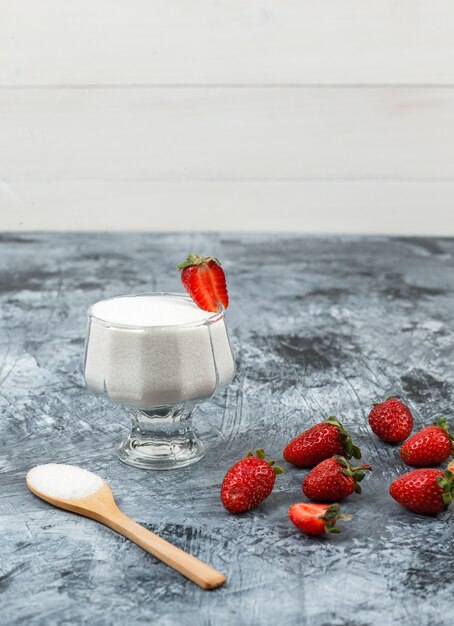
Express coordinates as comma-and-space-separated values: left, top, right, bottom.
117, 434, 204, 470
116, 405, 206, 470
116, 402, 206, 470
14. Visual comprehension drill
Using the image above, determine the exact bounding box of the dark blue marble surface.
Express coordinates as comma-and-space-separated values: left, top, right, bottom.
1, 233, 454, 626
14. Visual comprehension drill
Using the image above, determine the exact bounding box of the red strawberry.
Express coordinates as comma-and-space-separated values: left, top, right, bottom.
400, 418, 454, 467
368, 397, 413, 443
283, 417, 361, 468
448, 459, 454, 473
289, 502, 351, 536
389, 468, 454, 515
177, 253, 229, 313
221, 449, 283, 514
303, 456, 372, 502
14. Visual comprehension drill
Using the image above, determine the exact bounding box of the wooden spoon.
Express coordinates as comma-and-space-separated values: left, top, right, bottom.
26, 474, 226, 590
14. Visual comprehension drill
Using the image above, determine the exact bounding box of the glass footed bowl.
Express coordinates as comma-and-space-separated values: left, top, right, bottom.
83, 293, 235, 470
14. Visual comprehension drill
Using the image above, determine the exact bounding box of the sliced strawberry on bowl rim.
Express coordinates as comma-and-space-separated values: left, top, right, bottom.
178, 253, 229, 313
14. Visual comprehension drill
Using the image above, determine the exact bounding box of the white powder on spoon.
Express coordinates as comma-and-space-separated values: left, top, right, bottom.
27, 463, 104, 499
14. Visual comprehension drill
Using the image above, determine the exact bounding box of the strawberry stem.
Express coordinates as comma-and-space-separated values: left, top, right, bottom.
335, 456, 372, 494
434, 418, 454, 453
177, 253, 220, 271
242, 449, 284, 474
325, 417, 362, 460
321, 503, 352, 533
372, 396, 396, 407
437, 468, 454, 508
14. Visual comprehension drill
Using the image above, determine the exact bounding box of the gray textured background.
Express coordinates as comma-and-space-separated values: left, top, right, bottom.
1, 233, 453, 626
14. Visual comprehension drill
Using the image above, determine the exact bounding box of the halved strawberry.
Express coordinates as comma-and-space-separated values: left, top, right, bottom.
178, 253, 229, 313
289, 502, 352, 536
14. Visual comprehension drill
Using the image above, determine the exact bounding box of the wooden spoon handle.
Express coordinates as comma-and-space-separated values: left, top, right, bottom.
100, 509, 226, 590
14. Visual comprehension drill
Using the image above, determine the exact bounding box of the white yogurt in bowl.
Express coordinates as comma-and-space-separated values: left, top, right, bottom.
84, 293, 235, 408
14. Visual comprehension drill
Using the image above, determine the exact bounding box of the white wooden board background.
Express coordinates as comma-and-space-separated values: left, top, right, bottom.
1, 1, 454, 233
